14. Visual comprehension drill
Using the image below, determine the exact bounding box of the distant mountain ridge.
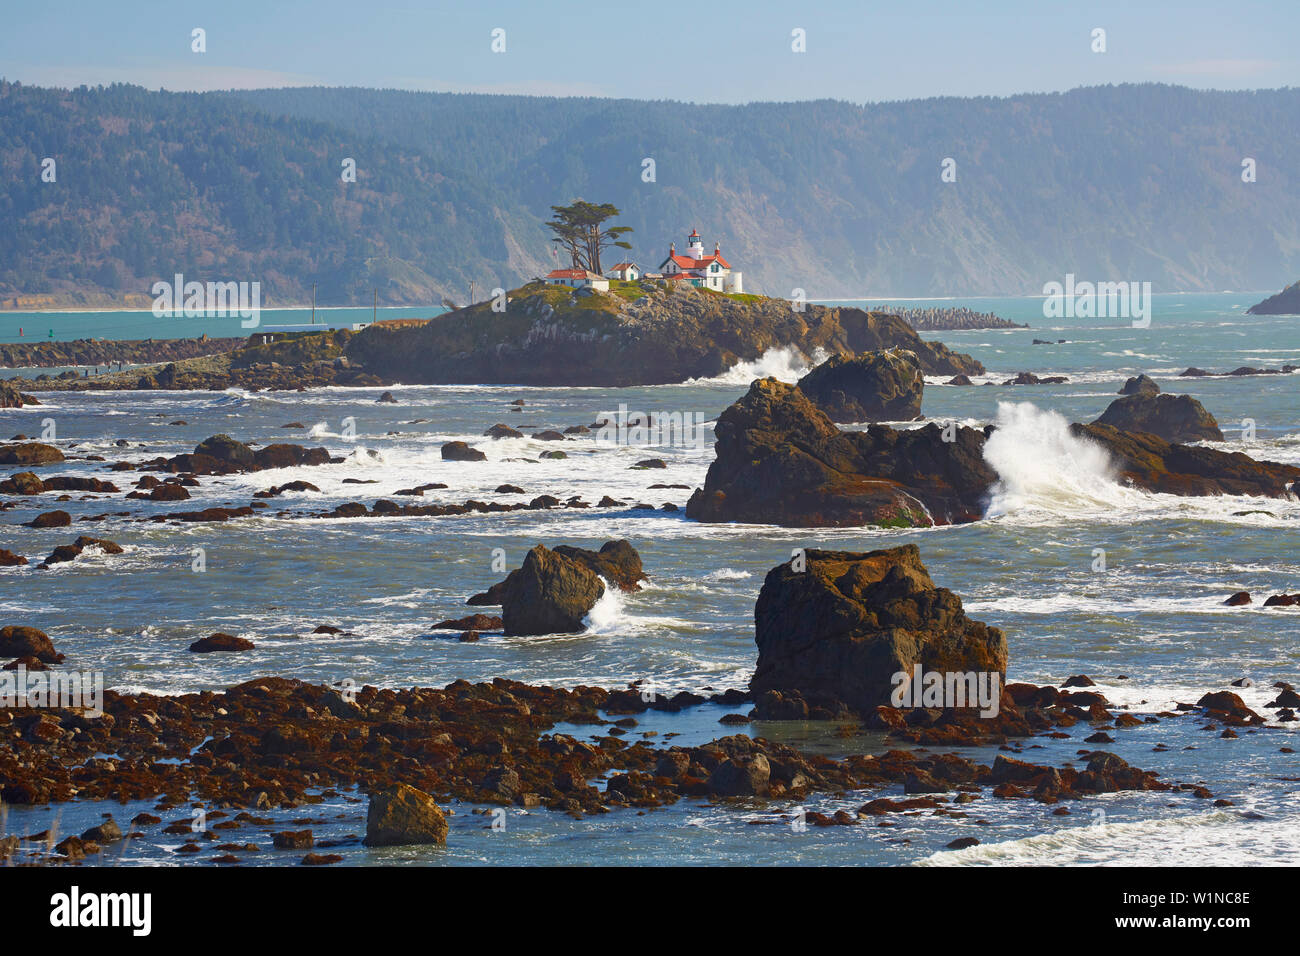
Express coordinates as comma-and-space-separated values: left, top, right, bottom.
2, 80, 1298, 306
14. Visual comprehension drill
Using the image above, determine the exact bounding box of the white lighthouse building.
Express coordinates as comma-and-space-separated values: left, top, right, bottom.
656, 229, 743, 293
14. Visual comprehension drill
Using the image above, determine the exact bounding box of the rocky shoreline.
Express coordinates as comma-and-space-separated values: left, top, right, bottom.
2, 539, 1286, 864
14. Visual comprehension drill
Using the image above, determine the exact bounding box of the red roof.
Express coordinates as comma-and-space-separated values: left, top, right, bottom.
608, 262, 637, 271
663, 253, 731, 270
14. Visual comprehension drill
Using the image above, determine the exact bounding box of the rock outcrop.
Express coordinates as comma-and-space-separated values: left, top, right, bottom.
0, 381, 40, 408
685, 378, 994, 527
1246, 280, 1300, 315
751, 545, 1008, 719
363, 782, 448, 847
1071, 423, 1300, 497
141, 435, 332, 476
500, 545, 607, 636
1093, 392, 1223, 442
345, 284, 984, 386
1119, 374, 1160, 397
795, 349, 923, 422
0, 625, 64, 664
469, 540, 646, 608
0, 442, 64, 466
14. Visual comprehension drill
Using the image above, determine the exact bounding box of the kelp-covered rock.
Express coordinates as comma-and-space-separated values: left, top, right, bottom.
1093, 392, 1223, 442
751, 545, 1008, 718
1071, 423, 1299, 497
685, 378, 993, 527
796, 349, 923, 422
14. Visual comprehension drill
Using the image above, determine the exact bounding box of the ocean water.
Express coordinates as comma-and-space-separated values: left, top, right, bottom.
2, 292, 1299, 866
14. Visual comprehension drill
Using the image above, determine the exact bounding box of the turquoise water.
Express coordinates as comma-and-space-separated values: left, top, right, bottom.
1, 292, 1298, 865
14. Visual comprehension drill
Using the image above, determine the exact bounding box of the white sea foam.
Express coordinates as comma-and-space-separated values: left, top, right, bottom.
684, 346, 828, 386
983, 402, 1127, 518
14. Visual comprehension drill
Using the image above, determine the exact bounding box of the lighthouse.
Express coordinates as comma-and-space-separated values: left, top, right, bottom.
687, 229, 704, 260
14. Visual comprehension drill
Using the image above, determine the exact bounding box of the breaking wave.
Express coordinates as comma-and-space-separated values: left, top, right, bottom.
685, 346, 829, 386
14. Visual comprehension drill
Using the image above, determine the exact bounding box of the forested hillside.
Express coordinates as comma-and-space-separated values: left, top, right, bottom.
3, 80, 1298, 306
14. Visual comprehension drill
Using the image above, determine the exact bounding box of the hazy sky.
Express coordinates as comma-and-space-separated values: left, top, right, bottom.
3, 0, 1296, 102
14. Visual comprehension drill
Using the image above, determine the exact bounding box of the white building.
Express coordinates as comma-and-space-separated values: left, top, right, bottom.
604, 262, 640, 281
657, 229, 742, 293
544, 269, 610, 291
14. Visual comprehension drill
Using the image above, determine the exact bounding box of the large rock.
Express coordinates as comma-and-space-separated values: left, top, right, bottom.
441, 441, 487, 462
685, 378, 994, 527
796, 349, 923, 422
552, 540, 647, 592
194, 434, 256, 468
0, 626, 64, 664
1119, 374, 1160, 397
0, 381, 39, 409
363, 782, 448, 847
1246, 280, 1300, 315
345, 285, 984, 386
0, 442, 64, 466
469, 540, 646, 606
1093, 392, 1223, 442
1071, 423, 1300, 497
500, 545, 606, 636
751, 545, 1007, 717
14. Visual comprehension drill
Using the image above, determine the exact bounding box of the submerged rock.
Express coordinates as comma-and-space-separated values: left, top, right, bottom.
795, 349, 923, 423
751, 545, 1007, 718
189, 632, 255, 653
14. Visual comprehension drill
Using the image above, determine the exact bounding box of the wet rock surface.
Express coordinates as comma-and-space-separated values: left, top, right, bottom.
686, 378, 994, 527
751, 545, 1007, 718
796, 349, 924, 423
1093, 392, 1224, 443
1071, 423, 1300, 497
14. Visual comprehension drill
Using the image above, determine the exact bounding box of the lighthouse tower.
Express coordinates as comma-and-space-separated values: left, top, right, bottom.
687, 229, 704, 260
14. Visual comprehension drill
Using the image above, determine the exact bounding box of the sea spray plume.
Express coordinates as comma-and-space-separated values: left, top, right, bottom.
685, 345, 829, 386
983, 402, 1121, 518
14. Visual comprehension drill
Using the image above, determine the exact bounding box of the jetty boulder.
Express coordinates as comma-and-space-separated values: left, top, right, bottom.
751, 545, 1007, 718
796, 348, 924, 423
